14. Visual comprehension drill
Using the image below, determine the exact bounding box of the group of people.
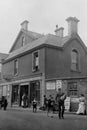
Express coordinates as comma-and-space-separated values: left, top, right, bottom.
21, 93, 37, 112
21, 90, 87, 117
44, 88, 66, 119
43, 89, 86, 119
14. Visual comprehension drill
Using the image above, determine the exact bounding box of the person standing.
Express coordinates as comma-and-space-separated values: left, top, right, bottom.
47, 95, 54, 117
76, 94, 86, 115
22, 93, 27, 108
43, 95, 47, 110
3, 97, 8, 111
55, 88, 66, 119
32, 98, 37, 113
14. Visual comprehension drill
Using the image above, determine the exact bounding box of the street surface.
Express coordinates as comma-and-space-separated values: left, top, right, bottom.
0, 108, 87, 130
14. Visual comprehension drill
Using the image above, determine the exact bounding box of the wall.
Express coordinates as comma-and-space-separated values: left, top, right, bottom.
11, 32, 34, 52
2, 48, 45, 79
45, 39, 87, 80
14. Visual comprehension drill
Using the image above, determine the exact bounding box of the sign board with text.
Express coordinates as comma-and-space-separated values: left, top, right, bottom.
56, 80, 62, 91
46, 82, 56, 90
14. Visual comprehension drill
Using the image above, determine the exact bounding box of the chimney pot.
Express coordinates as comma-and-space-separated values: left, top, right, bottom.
21, 20, 29, 30
55, 26, 64, 38
66, 17, 79, 36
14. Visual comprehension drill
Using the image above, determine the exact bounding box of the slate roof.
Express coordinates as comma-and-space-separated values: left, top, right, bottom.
5, 33, 71, 61
22, 29, 43, 39
0, 53, 8, 62
9, 29, 44, 53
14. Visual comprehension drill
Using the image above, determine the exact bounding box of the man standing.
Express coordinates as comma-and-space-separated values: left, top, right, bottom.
55, 88, 66, 119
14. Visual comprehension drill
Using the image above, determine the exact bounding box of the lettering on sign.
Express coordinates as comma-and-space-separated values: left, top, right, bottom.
46, 82, 56, 90
56, 80, 62, 91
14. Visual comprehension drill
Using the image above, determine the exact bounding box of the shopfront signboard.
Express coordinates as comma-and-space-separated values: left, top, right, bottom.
46, 82, 56, 90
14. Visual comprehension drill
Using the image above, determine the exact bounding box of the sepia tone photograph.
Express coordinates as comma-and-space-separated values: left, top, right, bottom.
0, 0, 87, 130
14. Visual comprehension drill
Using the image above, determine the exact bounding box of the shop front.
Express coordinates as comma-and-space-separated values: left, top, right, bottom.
11, 80, 41, 107
30, 80, 40, 105
45, 78, 87, 112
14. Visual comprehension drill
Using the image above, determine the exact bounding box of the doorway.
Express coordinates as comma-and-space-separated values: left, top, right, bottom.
20, 85, 28, 106
30, 81, 40, 104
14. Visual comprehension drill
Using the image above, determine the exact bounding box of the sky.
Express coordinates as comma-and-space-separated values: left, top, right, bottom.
0, 0, 87, 53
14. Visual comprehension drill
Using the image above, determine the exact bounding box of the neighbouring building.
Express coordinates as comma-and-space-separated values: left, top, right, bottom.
0, 53, 8, 98
1, 17, 87, 111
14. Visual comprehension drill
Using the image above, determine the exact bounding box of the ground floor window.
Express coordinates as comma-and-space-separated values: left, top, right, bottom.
30, 81, 40, 104
12, 85, 19, 104
68, 81, 78, 96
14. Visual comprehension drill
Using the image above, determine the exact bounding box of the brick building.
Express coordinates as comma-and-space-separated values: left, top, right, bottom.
1, 17, 87, 111
0, 53, 8, 98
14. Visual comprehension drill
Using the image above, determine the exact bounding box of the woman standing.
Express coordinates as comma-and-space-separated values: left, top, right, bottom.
76, 94, 86, 115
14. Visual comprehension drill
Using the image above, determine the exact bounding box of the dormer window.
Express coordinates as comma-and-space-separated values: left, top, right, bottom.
22, 36, 25, 46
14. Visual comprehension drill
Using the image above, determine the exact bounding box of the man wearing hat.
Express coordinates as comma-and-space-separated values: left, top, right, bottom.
55, 88, 66, 119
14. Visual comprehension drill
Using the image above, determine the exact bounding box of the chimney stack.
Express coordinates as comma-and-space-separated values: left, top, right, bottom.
21, 20, 29, 30
66, 17, 79, 36
55, 25, 64, 38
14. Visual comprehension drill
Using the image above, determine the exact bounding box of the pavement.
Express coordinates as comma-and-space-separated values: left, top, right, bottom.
7, 105, 76, 115
0, 107, 87, 130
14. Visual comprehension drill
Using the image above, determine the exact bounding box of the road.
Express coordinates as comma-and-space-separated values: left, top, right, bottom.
0, 109, 87, 130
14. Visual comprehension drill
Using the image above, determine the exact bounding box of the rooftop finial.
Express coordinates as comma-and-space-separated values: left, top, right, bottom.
56, 24, 58, 29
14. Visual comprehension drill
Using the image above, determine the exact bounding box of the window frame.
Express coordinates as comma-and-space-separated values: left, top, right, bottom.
0, 63, 2, 73
68, 81, 78, 97
14, 59, 18, 75
32, 50, 40, 72
71, 49, 80, 72
22, 36, 25, 46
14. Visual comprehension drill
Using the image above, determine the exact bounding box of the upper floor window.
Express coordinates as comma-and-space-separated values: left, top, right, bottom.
71, 50, 80, 71
0, 63, 2, 73
68, 82, 78, 96
32, 51, 39, 72
14, 59, 18, 75
22, 36, 25, 46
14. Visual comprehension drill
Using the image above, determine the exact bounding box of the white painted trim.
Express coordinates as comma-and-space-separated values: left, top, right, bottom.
0, 76, 42, 86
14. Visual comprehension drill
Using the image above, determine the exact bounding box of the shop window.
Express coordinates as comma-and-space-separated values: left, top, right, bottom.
12, 85, 19, 104
68, 82, 78, 96
32, 51, 39, 72
71, 50, 80, 71
30, 81, 40, 104
22, 36, 25, 46
14, 59, 18, 75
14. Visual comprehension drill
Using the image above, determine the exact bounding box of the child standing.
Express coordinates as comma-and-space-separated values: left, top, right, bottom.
32, 98, 37, 113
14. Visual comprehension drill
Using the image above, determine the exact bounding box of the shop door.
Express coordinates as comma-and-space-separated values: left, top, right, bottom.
20, 85, 28, 105
30, 81, 40, 104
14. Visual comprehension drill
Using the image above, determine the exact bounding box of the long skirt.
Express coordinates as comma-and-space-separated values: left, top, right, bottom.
76, 102, 85, 114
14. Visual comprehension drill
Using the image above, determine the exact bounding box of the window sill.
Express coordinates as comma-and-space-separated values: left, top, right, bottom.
32, 67, 39, 72
71, 69, 81, 73
14, 73, 18, 76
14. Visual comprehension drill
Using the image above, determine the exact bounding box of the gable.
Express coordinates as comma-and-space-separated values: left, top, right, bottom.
63, 34, 87, 54
10, 30, 34, 53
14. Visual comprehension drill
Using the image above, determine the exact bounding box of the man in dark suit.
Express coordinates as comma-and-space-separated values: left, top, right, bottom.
55, 88, 66, 119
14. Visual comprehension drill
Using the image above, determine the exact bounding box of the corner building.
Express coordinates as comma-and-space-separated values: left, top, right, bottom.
1, 17, 87, 111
